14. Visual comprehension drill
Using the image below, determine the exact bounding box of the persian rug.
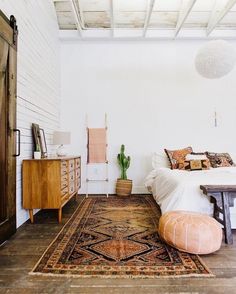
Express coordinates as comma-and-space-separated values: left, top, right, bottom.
31, 195, 213, 278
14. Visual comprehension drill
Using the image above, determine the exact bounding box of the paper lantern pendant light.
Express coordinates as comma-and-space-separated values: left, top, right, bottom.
195, 40, 236, 79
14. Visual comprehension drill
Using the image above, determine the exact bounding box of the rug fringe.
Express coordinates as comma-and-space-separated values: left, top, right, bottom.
29, 271, 215, 279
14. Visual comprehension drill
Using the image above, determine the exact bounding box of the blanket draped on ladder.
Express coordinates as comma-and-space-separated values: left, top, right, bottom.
87, 128, 107, 164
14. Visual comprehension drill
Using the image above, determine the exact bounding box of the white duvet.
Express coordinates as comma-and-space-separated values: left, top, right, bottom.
145, 167, 236, 216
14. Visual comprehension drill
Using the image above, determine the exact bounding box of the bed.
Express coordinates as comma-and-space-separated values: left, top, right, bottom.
145, 166, 236, 216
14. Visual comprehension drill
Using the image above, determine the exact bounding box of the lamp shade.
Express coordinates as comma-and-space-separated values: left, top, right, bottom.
53, 131, 71, 145
195, 40, 236, 79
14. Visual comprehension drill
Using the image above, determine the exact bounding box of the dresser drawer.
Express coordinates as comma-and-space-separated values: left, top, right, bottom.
69, 159, 75, 172
61, 174, 68, 182
75, 177, 80, 190
61, 161, 68, 175
61, 186, 68, 198
75, 168, 80, 179
61, 160, 67, 168
61, 179, 68, 190
69, 182, 75, 195
69, 171, 75, 182
75, 158, 81, 169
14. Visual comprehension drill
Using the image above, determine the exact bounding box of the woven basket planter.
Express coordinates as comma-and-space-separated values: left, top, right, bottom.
116, 179, 132, 196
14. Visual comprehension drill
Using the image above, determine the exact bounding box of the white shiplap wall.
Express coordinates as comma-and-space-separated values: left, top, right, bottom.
0, 0, 60, 227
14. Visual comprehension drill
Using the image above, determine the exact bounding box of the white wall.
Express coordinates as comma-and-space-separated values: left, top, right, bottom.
0, 0, 60, 227
60, 40, 236, 192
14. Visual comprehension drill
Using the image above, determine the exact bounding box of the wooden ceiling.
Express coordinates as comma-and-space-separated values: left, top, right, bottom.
53, 0, 236, 39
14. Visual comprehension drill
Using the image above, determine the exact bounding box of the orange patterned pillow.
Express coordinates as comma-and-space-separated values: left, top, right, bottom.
164, 147, 193, 169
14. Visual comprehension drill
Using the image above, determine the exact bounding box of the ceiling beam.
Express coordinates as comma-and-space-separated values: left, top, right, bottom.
143, 0, 156, 37
69, 0, 83, 36
75, 0, 85, 29
207, 0, 218, 28
207, 0, 236, 35
175, 0, 196, 38
110, 0, 114, 37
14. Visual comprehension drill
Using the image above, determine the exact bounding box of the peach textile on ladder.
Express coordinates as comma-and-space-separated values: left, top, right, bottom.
87, 128, 107, 163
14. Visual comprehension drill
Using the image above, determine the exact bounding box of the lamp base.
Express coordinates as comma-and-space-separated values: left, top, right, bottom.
56, 145, 67, 157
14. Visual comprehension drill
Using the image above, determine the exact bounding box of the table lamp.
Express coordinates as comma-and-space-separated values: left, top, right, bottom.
53, 131, 71, 157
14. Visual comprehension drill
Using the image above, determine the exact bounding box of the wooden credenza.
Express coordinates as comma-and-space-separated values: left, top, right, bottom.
23, 156, 81, 223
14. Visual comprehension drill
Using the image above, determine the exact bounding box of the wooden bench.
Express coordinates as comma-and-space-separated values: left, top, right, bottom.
200, 185, 236, 245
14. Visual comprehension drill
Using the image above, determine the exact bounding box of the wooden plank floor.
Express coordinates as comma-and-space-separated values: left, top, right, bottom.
0, 196, 236, 294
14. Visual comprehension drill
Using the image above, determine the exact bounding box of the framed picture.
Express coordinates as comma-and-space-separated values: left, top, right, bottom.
32, 123, 41, 151
32, 123, 47, 158
39, 128, 47, 158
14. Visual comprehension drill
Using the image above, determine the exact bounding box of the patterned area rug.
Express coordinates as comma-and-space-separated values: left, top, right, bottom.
31, 195, 213, 278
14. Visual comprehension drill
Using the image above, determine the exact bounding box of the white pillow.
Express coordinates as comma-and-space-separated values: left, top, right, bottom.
186, 154, 207, 160
152, 152, 170, 169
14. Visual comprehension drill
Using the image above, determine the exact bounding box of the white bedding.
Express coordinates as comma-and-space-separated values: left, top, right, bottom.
145, 167, 236, 216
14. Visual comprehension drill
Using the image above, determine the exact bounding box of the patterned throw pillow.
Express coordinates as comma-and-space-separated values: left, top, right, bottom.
179, 159, 211, 171
164, 147, 193, 169
206, 152, 235, 168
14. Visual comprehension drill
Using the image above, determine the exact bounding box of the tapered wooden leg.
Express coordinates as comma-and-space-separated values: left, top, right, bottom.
222, 192, 233, 244
29, 209, 34, 223
58, 208, 62, 223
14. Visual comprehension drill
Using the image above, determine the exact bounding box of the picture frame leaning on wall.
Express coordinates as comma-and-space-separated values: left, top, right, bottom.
32, 123, 47, 158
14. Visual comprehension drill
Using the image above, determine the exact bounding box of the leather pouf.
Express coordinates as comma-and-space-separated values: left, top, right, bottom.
158, 211, 222, 254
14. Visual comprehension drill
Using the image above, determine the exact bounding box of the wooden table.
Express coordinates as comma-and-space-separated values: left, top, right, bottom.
200, 185, 236, 245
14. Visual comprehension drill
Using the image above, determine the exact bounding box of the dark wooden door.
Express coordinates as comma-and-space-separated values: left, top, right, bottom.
0, 11, 18, 245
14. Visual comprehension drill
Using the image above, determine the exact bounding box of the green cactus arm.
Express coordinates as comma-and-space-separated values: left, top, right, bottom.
117, 154, 123, 169
117, 153, 121, 163
126, 156, 131, 169
123, 156, 131, 169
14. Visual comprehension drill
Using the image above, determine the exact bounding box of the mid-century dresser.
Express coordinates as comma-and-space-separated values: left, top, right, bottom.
23, 156, 81, 223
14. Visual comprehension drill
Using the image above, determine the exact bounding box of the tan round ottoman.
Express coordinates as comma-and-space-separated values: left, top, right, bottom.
158, 211, 222, 254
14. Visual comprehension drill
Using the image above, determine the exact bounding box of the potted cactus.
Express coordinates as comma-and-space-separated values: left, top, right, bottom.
116, 144, 132, 196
